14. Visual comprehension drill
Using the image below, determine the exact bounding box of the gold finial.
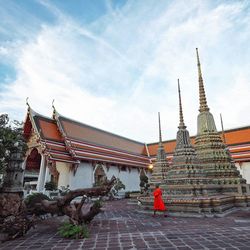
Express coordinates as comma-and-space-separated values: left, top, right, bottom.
196, 48, 209, 112
158, 112, 162, 145
178, 79, 186, 129
220, 113, 226, 144
52, 99, 55, 109
52, 99, 57, 119
26, 97, 30, 109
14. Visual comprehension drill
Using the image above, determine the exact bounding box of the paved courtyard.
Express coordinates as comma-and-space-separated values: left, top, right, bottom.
1, 199, 250, 250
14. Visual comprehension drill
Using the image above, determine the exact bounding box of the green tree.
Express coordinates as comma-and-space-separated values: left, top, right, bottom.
0, 114, 27, 175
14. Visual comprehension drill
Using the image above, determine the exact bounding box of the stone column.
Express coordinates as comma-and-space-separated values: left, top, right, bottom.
36, 155, 45, 192
43, 165, 50, 190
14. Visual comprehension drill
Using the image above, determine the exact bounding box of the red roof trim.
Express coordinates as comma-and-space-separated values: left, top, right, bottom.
48, 157, 78, 164
68, 139, 149, 160
75, 155, 147, 167
74, 149, 149, 164
74, 151, 148, 166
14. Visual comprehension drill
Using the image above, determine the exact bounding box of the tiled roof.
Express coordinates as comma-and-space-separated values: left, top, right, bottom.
34, 117, 63, 142
146, 140, 177, 156
57, 115, 145, 154
53, 114, 149, 167
224, 127, 250, 145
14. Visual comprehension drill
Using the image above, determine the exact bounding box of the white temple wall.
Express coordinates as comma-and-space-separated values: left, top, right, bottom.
105, 165, 119, 181
119, 168, 140, 191
105, 166, 140, 192
69, 162, 93, 189
56, 162, 70, 188
235, 162, 250, 184
55, 161, 154, 191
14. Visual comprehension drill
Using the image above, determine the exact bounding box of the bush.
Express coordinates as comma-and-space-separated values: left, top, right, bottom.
93, 199, 102, 209
25, 193, 51, 206
44, 181, 57, 191
58, 222, 89, 239
59, 185, 70, 196
24, 193, 51, 215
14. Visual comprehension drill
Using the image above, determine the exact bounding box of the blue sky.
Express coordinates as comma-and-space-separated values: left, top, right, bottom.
0, 0, 250, 142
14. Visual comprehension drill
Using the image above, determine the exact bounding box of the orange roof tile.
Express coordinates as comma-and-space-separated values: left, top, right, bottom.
147, 127, 250, 156
147, 140, 177, 156
37, 118, 63, 142
58, 116, 145, 154
224, 127, 250, 145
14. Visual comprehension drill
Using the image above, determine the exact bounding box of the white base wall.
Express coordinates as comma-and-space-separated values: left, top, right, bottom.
105, 166, 141, 192
235, 162, 250, 184
69, 162, 93, 189
66, 163, 142, 192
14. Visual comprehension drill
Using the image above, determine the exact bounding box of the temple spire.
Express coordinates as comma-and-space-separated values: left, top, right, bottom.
158, 112, 162, 145
178, 79, 186, 129
196, 48, 209, 112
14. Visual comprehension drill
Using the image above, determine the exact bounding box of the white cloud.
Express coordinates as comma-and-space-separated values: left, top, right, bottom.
0, 0, 250, 143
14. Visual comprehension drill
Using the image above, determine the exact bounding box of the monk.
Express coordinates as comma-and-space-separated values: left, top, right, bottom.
153, 184, 167, 217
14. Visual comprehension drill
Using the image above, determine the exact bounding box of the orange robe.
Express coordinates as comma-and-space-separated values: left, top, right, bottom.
153, 188, 166, 211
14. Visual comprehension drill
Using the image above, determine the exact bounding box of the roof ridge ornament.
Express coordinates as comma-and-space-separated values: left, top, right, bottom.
52, 99, 55, 110
196, 48, 209, 113
178, 79, 186, 129
52, 99, 57, 119
26, 97, 30, 111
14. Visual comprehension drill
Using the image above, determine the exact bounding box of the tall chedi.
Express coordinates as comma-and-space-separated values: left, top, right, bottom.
193, 48, 249, 211
164, 80, 201, 192
171, 80, 197, 168
161, 79, 212, 214
149, 112, 169, 186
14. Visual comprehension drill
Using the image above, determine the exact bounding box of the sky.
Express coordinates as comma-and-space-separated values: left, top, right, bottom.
0, 0, 250, 143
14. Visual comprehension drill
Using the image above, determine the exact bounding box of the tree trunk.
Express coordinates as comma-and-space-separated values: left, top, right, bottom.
31, 176, 116, 224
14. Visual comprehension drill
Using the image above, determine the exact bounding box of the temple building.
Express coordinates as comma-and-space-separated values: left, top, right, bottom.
23, 105, 150, 192
22, 52, 250, 194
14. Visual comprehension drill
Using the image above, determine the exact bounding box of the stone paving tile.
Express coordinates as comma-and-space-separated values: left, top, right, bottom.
1, 200, 250, 250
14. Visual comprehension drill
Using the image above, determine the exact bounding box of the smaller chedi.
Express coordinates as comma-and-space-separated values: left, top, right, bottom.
148, 112, 169, 187
140, 49, 250, 216
0, 143, 24, 218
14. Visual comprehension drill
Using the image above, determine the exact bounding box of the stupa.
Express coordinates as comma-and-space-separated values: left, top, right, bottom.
162, 80, 205, 197
139, 49, 250, 216
138, 113, 169, 207
149, 112, 169, 186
